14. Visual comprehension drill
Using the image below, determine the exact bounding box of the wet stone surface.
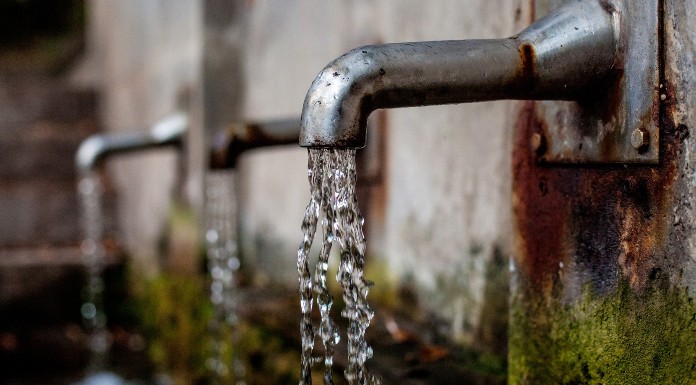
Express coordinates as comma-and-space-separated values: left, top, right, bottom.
236, 286, 506, 385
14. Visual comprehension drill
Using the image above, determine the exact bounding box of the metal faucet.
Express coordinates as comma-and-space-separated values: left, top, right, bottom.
299, 0, 622, 149
75, 111, 188, 173
208, 118, 301, 169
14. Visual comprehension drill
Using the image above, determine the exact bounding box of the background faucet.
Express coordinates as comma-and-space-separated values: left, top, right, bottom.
75, 112, 188, 174
208, 118, 301, 169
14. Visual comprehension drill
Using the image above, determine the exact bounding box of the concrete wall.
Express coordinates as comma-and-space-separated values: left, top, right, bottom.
379, 1, 519, 344
90, 0, 520, 350
81, 1, 696, 380
88, 0, 202, 275
234, 0, 522, 348
236, 0, 384, 284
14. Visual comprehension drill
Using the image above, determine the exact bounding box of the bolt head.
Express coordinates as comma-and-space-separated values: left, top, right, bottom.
631, 128, 649, 151
530, 132, 545, 154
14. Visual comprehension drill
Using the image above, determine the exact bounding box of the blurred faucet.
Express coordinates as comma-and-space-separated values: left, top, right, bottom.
75, 111, 188, 173
208, 117, 301, 169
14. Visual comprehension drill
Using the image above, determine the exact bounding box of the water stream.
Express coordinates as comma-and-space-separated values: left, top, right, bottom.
298, 149, 379, 385
205, 170, 245, 384
77, 171, 110, 371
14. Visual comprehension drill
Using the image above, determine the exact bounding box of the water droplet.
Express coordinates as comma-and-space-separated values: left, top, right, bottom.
81, 302, 97, 320
206, 229, 219, 243
204, 170, 246, 382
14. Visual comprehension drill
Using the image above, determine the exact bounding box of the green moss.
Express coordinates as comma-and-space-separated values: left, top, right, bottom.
361, 256, 400, 310
137, 274, 214, 385
235, 322, 302, 384
476, 246, 509, 357
162, 201, 204, 275
509, 280, 696, 384
135, 273, 305, 384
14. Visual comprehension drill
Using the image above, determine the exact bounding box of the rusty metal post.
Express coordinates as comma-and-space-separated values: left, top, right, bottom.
294, 0, 696, 381
508, 0, 696, 383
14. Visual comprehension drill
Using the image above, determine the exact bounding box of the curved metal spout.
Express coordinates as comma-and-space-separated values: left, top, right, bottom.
300, 0, 618, 148
76, 112, 188, 173
209, 117, 301, 169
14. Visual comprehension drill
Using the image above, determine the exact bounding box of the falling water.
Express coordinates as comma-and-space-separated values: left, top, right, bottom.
298, 150, 321, 384
205, 170, 245, 384
77, 171, 110, 370
298, 149, 379, 385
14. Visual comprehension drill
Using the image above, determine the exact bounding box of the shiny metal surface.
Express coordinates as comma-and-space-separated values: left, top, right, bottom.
75, 112, 188, 172
535, 0, 661, 164
299, 0, 660, 164
300, 0, 615, 148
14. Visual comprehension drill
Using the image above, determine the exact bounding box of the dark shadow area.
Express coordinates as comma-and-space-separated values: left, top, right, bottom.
0, 0, 83, 47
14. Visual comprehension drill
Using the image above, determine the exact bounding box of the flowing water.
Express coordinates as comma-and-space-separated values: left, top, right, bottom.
205, 170, 245, 384
77, 171, 110, 370
298, 149, 379, 385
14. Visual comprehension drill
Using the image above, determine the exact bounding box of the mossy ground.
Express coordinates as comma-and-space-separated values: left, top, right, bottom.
132, 266, 509, 384
135, 274, 303, 385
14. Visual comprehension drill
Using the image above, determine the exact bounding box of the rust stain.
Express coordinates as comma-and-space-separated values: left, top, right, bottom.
513, 101, 569, 295
209, 122, 300, 169
513, 81, 681, 295
517, 43, 537, 93
519, 43, 535, 80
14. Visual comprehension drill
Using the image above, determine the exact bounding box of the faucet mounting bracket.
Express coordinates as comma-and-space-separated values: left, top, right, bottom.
534, 0, 661, 164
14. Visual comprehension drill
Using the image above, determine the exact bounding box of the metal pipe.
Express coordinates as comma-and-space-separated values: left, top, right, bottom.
300, 0, 618, 148
208, 117, 301, 169
75, 112, 188, 173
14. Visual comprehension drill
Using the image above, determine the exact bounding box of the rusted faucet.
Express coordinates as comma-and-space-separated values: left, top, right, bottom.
299, 0, 620, 148
208, 118, 301, 169
76, 112, 188, 173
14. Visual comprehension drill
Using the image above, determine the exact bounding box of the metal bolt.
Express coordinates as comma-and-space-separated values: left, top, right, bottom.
631, 128, 649, 151
530, 132, 546, 154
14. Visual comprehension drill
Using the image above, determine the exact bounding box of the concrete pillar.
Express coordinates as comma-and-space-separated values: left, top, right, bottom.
509, 1, 696, 382
88, 0, 202, 276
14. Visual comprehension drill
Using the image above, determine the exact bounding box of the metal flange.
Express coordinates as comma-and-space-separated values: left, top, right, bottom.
534, 0, 661, 164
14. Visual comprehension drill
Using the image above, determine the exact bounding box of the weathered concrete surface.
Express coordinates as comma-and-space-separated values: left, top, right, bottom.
78, 0, 519, 349
235, 0, 521, 352
378, 1, 520, 346
236, 0, 383, 283
87, 0, 202, 275
75, 1, 696, 380
508, 1, 696, 383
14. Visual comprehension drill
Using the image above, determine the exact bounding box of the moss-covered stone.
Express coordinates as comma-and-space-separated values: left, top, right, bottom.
509, 279, 696, 384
